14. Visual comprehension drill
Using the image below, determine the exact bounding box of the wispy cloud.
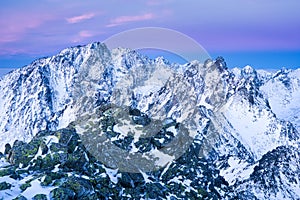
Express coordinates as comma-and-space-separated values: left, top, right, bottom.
0, 13, 52, 43
66, 13, 96, 24
79, 30, 94, 38
107, 13, 155, 27
71, 30, 104, 43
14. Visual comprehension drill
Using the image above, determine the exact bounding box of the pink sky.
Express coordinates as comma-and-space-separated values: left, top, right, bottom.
0, 0, 299, 72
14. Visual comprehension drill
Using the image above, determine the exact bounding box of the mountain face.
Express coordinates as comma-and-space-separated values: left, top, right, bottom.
259, 68, 300, 131
0, 42, 299, 199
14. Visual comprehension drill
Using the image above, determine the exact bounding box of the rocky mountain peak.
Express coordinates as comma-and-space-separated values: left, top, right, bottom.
0, 42, 299, 199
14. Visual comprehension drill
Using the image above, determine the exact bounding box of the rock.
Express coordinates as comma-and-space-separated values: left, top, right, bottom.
145, 182, 166, 199
62, 177, 94, 198
79, 193, 99, 200
8, 139, 40, 167
0, 125, 230, 199
40, 141, 49, 155
12, 195, 27, 200
41, 174, 53, 186
20, 182, 31, 191
0, 167, 15, 177
4, 143, 11, 155
32, 194, 47, 200
0, 181, 12, 190
49, 187, 75, 200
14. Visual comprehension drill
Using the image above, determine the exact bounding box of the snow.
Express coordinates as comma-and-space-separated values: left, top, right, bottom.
167, 176, 193, 193
167, 176, 182, 184
222, 95, 285, 160
103, 166, 121, 184
113, 119, 145, 143
135, 65, 173, 95
139, 170, 152, 183
0, 42, 300, 199
0, 175, 22, 199
52, 164, 60, 172
44, 135, 59, 145
22, 179, 56, 200
166, 126, 176, 135
81, 175, 90, 180
260, 69, 300, 132
231, 67, 241, 78
220, 157, 258, 185
151, 149, 175, 167
0, 158, 10, 168
57, 105, 75, 129
0, 174, 56, 200
198, 94, 213, 110
159, 161, 173, 179
32, 146, 44, 160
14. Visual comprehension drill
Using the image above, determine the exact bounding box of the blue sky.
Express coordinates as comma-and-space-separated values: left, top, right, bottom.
0, 0, 299, 76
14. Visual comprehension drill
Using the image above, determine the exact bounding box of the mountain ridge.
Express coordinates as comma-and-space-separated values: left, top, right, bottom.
0, 42, 299, 199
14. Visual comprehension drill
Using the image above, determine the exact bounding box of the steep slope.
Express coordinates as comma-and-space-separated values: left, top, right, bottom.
259, 68, 300, 132
0, 45, 85, 149
233, 145, 300, 199
0, 43, 144, 151
196, 65, 300, 188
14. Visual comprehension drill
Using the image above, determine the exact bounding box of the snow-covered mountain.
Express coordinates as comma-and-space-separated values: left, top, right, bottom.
0, 42, 299, 199
259, 68, 300, 132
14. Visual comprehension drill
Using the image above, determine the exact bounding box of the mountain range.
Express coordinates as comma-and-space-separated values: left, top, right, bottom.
0, 42, 299, 199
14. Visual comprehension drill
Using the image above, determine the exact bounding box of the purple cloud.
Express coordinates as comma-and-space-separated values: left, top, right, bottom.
71, 30, 105, 43
107, 13, 155, 27
0, 13, 52, 43
66, 13, 96, 24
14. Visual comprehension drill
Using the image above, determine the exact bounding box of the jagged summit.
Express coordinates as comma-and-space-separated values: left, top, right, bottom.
0, 42, 212, 150
0, 42, 300, 199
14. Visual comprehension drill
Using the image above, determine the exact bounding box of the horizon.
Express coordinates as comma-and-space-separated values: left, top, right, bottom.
0, 45, 299, 78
